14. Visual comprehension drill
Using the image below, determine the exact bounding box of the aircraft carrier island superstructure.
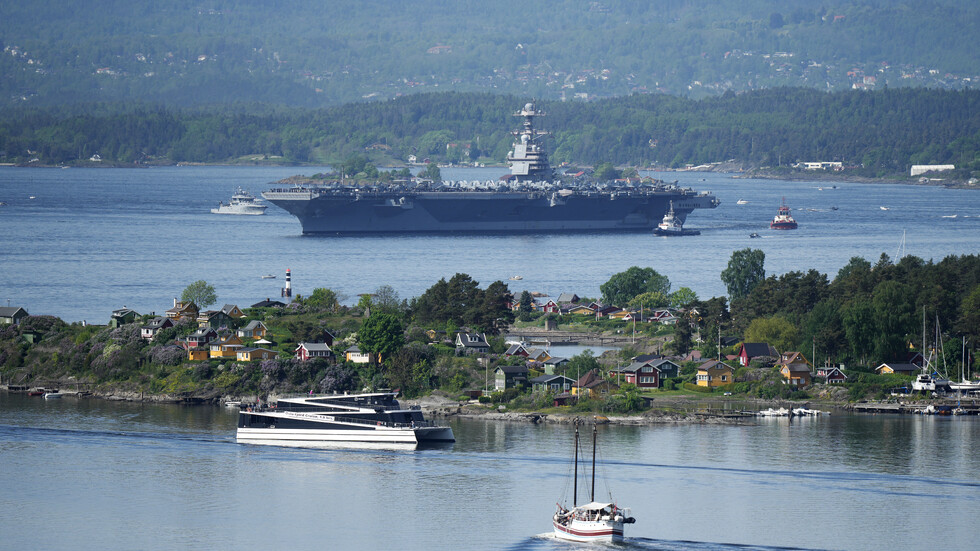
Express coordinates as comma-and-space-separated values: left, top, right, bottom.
262, 102, 719, 235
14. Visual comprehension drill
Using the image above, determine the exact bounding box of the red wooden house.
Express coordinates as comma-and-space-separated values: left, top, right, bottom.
737, 342, 779, 366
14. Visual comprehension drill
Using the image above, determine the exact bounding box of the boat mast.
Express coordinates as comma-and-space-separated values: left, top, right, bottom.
921, 307, 927, 375
591, 423, 597, 503
573, 426, 579, 507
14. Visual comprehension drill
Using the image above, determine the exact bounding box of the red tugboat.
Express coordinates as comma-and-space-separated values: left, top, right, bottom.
770, 200, 798, 230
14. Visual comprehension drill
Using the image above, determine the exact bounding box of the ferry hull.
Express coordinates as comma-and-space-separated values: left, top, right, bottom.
236, 426, 455, 449
264, 191, 717, 235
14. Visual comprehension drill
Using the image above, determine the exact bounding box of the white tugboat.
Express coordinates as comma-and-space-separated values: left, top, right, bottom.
212, 187, 267, 215
553, 423, 635, 543
653, 201, 700, 236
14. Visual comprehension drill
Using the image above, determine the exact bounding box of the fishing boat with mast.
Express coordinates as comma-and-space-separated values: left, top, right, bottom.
552, 423, 635, 542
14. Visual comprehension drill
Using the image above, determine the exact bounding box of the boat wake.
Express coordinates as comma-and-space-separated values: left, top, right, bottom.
0, 423, 235, 447
514, 534, 827, 550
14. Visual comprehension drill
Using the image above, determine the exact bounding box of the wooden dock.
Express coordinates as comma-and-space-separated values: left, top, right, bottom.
850, 401, 980, 415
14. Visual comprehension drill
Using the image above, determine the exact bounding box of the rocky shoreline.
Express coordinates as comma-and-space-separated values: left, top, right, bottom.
404, 395, 784, 426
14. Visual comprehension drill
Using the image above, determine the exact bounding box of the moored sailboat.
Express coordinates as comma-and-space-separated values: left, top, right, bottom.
552, 423, 635, 542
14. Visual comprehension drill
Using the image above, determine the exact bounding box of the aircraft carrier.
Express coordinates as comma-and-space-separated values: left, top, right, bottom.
262, 102, 719, 235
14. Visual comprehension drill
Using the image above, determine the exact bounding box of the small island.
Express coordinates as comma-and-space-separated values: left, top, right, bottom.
3, 252, 979, 419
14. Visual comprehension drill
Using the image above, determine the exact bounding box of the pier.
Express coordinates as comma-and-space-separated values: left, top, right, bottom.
849, 400, 980, 415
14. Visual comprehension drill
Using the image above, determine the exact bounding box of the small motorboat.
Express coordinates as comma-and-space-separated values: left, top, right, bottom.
749, 232, 761, 238
509, 275, 523, 281
43, 392, 63, 399
880, 206, 890, 211
260, 274, 277, 279
736, 199, 748, 205
757, 407, 790, 417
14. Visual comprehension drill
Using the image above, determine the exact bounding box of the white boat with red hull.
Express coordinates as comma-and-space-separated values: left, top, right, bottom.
770, 200, 798, 230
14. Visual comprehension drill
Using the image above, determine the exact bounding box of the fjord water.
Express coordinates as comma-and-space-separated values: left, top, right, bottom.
1, 166, 978, 322
2, 393, 979, 551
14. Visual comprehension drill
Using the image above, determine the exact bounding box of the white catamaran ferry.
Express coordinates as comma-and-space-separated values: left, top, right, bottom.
236, 392, 454, 449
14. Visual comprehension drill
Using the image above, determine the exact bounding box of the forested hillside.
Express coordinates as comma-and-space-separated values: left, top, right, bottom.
1, 1, 978, 108
3, 89, 979, 179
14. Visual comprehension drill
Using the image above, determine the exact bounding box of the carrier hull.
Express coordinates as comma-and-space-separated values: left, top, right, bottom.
263, 189, 718, 235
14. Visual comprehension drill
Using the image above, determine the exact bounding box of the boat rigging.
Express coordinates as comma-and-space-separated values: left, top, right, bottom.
552, 422, 635, 542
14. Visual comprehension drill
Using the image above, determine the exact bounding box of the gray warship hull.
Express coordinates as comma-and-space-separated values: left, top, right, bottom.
262, 188, 718, 235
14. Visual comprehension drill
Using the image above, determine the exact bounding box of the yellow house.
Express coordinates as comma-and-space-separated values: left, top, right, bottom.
696, 360, 735, 388
780, 364, 812, 386
220, 304, 246, 318
607, 309, 632, 320
573, 369, 619, 398
166, 300, 199, 322
776, 352, 811, 369
236, 347, 278, 362
567, 305, 595, 316
187, 348, 209, 361
344, 345, 375, 364
210, 334, 244, 359
236, 320, 268, 339
525, 348, 551, 362
875, 363, 919, 376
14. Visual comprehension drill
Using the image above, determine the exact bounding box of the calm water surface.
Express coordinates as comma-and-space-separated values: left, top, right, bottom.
1, 166, 978, 322
1, 392, 978, 551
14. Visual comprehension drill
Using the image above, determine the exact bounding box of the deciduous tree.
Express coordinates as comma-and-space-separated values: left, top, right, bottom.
306, 288, 339, 312
358, 313, 404, 364
744, 315, 798, 353
721, 248, 765, 301
600, 266, 671, 306
181, 280, 217, 309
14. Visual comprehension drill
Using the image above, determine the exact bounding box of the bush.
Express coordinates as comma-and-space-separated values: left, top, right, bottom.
683, 382, 714, 393
150, 345, 185, 366
319, 364, 358, 393
192, 361, 215, 381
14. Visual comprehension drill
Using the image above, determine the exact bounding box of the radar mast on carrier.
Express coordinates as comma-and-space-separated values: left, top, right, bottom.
507, 102, 554, 182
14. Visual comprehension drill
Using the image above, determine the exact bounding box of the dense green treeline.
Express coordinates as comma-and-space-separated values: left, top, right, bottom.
3, 89, 979, 179
2, 1, 979, 107
721, 253, 980, 370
